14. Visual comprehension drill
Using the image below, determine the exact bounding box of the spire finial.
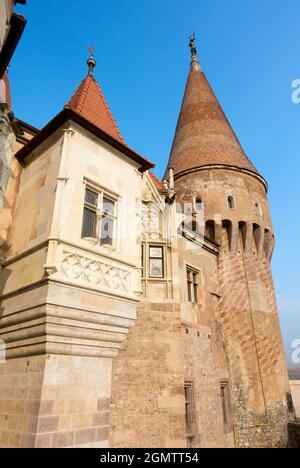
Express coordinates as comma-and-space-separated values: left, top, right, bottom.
189, 32, 197, 58
189, 32, 201, 71
87, 46, 96, 76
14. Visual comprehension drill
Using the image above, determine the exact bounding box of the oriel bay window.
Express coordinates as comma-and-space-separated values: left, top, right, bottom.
82, 186, 117, 247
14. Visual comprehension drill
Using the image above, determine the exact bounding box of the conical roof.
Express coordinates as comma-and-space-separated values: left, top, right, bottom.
166, 41, 259, 178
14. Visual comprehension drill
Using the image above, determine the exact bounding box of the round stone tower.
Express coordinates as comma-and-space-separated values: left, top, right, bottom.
165, 35, 292, 447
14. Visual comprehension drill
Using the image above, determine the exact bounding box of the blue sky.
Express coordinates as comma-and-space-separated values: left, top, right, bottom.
12, 0, 299, 367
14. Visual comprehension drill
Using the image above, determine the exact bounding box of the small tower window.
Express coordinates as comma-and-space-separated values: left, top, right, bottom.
195, 197, 202, 211
227, 196, 235, 209
255, 203, 262, 217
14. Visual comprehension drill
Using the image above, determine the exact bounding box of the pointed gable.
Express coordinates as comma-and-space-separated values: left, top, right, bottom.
65, 75, 125, 144
15, 56, 154, 172
166, 44, 259, 178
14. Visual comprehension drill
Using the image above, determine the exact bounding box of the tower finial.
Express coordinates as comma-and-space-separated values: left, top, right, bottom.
87, 46, 96, 76
189, 33, 197, 57
189, 33, 201, 70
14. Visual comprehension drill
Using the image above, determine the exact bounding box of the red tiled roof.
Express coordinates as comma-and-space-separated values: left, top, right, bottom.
165, 59, 260, 178
65, 75, 125, 144
149, 171, 166, 190
16, 70, 155, 172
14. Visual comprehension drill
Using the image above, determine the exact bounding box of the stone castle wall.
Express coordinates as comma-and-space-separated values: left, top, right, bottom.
110, 232, 235, 448
0, 354, 111, 448
174, 168, 291, 447
110, 300, 186, 448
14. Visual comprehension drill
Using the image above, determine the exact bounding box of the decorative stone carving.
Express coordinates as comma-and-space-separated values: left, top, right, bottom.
141, 202, 162, 240
61, 251, 130, 292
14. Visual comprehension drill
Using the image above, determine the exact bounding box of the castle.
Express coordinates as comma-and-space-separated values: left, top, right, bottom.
0, 2, 294, 448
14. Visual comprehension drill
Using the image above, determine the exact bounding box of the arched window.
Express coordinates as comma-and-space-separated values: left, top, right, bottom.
227, 196, 235, 209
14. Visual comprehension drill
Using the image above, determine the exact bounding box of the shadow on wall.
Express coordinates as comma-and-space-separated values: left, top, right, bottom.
288, 421, 300, 448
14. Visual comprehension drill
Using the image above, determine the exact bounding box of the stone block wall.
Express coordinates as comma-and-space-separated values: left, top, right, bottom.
110, 301, 186, 448
183, 326, 234, 448
0, 354, 111, 448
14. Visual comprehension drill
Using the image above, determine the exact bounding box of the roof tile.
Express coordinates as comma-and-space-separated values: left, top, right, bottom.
166, 60, 259, 178
65, 75, 125, 144
149, 171, 166, 190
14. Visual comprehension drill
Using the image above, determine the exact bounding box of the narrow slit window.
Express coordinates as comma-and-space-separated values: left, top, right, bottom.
184, 381, 197, 444
228, 196, 235, 209
255, 203, 262, 217
220, 381, 232, 431
187, 267, 199, 303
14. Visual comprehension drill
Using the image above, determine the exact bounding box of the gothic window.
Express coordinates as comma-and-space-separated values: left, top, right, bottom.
82, 186, 117, 247
220, 381, 232, 432
149, 246, 164, 278
187, 267, 199, 303
227, 196, 235, 209
184, 381, 197, 445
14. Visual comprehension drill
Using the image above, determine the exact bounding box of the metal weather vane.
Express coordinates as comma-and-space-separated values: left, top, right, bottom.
189, 32, 197, 57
